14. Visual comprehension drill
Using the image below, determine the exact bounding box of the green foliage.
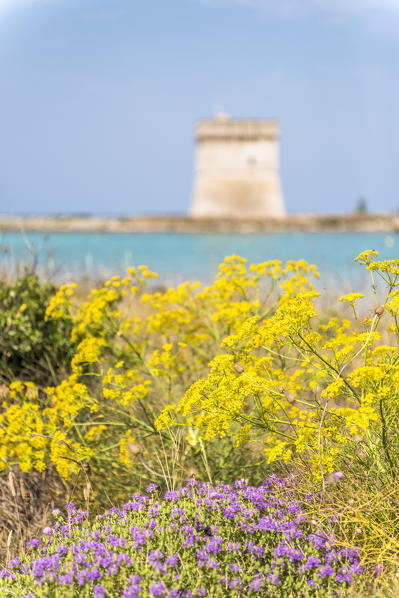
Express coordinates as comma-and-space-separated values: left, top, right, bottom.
355, 198, 367, 214
0, 273, 75, 385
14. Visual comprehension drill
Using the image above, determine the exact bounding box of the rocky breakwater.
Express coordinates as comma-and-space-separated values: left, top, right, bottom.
0, 213, 399, 233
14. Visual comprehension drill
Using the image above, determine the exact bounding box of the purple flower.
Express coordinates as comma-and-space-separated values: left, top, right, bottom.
205, 536, 223, 553
229, 578, 242, 588
27, 539, 40, 550
308, 533, 326, 549
269, 573, 281, 585
303, 555, 321, 570
319, 565, 335, 578
150, 582, 166, 596
223, 506, 236, 519
94, 586, 106, 598
59, 571, 73, 586
205, 558, 219, 569
229, 562, 241, 572
307, 580, 317, 588
146, 483, 158, 493
287, 547, 304, 562
273, 542, 288, 558
67, 502, 77, 513
8, 557, 21, 569
165, 554, 179, 568
249, 577, 263, 591
149, 549, 164, 561
122, 586, 142, 598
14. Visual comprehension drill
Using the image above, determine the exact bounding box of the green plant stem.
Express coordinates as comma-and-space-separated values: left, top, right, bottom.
379, 397, 394, 469
198, 438, 213, 485
295, 332, 360, 401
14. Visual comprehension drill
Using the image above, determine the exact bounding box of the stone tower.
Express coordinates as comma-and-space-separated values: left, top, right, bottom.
190, 114, 285, 218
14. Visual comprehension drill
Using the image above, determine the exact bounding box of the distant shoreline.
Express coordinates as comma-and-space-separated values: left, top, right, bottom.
1, 213, 399, 234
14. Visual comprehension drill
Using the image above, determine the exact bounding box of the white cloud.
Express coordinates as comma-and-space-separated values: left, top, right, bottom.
199, 0, 399, 21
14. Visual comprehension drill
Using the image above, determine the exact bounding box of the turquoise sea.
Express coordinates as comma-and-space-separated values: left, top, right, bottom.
1, 231, 398, 288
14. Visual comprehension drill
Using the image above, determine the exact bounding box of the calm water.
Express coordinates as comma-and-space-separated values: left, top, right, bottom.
1, 231, 398, 288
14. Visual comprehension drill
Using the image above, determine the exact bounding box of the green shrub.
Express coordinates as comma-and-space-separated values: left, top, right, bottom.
0, 273, 75, 385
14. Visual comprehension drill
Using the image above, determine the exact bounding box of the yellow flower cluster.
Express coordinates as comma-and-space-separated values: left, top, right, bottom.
45, 283, 77, 320
5, 256, 317, 481
338, 292, 364, 307
3, 250, 399, 489
158, 250, 399, 480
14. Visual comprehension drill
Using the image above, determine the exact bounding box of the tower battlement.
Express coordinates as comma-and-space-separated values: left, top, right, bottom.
195, 118, 279, 142
190, 114, 285, 219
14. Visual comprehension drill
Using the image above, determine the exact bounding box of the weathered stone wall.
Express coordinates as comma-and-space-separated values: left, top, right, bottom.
190, 116, 285, 218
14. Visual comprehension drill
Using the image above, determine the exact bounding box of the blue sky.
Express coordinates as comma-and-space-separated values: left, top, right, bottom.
0, 0, 398, 215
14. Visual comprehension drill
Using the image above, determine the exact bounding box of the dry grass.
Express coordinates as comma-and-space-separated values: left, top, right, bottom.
0, 469, 52, 567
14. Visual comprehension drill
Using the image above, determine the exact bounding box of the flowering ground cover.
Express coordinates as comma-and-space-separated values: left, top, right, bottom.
0, 476, 363, 597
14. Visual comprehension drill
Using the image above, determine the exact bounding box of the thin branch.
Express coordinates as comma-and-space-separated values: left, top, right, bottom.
318, 312, 379, 503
